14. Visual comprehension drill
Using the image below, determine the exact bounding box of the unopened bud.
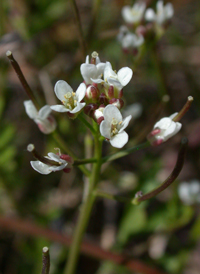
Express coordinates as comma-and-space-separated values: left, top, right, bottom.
60, 154, 74, 164
94, 105, 105, 124
84, 103, 98, 117
85, 85, 99, 101
118, 89, 123, 98
107, 86, 114, 99
109, 98, 124, 109
99, 93, 108, 105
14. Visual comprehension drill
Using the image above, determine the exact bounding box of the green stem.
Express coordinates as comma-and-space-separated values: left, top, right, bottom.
73, 158, 96, 166
52, 131, 90, 177
78, 113, 97, 135
64, 135, 102, 274
102, 141, 150, 163
95, 190, 130, 203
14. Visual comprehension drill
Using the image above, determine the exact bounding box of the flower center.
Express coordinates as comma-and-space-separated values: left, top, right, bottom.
62, 92, 77, 110
110, 118, 122, 136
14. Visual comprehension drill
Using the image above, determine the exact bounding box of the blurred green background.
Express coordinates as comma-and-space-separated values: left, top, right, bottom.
0, 0, 200, 273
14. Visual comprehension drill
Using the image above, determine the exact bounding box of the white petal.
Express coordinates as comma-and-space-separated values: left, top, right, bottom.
91, 78, 104, 84
169, 112, 178, 120
24, 100, 38, 119
107, 79, 123, 91
85, 55, 89, 64
121, 6, 133, 23
162, 122, 177, 140
47, 152, 61, 163
70, 102, 86, 114
38, 105, 51, 119
76, 83, 86, 102
165, 3, 174, 19
103, 105, 122, 124
49, 163, 68, 172
54, 80, 73, 101
80, 64, 98, 84
117, 67, 133, 87
50, 105, 69, 112
30, 161, 51, 175
96, 62, 106, 75
119, 115, 132, 133
145, 9, 156, 21
110, 131, 129, 148
100, 120, 111, 139
104, 62, 116, 81
154, 117, 172, 130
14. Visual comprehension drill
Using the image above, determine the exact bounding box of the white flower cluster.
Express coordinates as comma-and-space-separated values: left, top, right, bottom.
50, 52, 133, 148
118, 1, 174, 54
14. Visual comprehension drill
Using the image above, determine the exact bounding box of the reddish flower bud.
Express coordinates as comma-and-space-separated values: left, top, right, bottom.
60, 154, 74, 164
93, 105, 105, 124
84, 103, 98, 117
119, 89, 123, 98
67, 112, 75, 119
136, 25, 147, 37
108, 86, 114, 99
85, 85, 99, 101
99, 93, 108, 105
109, 98, 124, 109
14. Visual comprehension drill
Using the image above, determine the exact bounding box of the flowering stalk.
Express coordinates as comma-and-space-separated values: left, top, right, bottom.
6, 51, 40, 110
64, 126, 103, 274
42, 247, 50, 274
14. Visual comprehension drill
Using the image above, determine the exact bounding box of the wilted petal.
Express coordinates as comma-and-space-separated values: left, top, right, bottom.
110, 131, 128, 148
54, 80, 73, 101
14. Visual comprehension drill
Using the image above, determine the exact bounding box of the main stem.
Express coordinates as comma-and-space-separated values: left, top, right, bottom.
64, 134, 102, 274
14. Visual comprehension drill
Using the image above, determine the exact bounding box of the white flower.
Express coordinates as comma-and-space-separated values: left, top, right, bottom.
145, 1, 174, 25
31, 152, 71, 175
147, 113, 182, 146
178, 180, 200, 205
24, 100, 56, 134
80, 53, 106, 85
51, 80, 86, 115
93, 62, 133, 92
122, 3, 146, 24
121, 32, 144, 49
100, 105, 132, 148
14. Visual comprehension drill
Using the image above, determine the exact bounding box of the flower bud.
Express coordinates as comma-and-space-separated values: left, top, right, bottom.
85, 85, 99, 102
84, 103, 98, 117
60, 154, 74, 164
118, 89, 123, 98
94, 105, 105, 125
109, 98, 124, 109
99, 93, 108, 105
107, 86, 114, 99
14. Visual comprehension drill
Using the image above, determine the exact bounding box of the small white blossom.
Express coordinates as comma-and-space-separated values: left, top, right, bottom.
24, 100, 56, 134
145, 1, 174, 25
51, 80, 86, 115
122, 2, 146, 24
80, 53, 106, 85
147, 113, 182, 146
93, 62, 133, 92
30, 152, 71, 175
178, 180, 200, 205
121, 32, 144, 50
100, 104, 132, 148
